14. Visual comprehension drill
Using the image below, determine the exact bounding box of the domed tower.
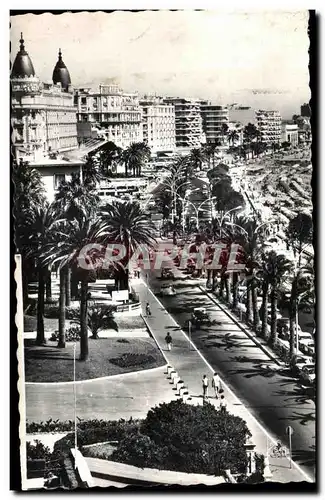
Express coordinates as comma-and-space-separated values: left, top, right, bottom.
11, 32, 36, 79
52, 49, 71, 91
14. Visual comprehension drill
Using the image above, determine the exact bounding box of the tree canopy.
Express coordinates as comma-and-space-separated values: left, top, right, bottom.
111, 399, 250, 476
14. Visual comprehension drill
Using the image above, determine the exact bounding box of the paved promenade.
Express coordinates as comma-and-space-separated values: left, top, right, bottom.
132, 278, 313, 484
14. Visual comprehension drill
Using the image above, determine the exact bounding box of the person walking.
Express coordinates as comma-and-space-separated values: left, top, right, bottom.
202, 375, 209, 402
165, 332, 173, 351
212, 372, 221, 399
145, 302, 151, 316
219, 395, 227, 413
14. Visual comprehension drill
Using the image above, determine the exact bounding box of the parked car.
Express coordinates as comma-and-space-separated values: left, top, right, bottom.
299, 339, 315, 356
290, 355, 314, 375
161, 268, 175, 280
300, 365, 316, 386
298, 331, 313, 342
160, 284, 176, 297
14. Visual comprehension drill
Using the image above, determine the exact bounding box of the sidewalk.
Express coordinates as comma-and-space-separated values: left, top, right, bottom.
131, 278, 313, 484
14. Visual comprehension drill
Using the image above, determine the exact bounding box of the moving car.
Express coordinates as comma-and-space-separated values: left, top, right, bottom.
191, 307, 211, 328
300, 365, 316, 386
160, 284, 176, 297
161, 268, 175, 280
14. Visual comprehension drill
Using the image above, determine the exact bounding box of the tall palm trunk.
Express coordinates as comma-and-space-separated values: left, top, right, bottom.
22, 255, 29, 307
270, 286, 278, 347
232, 272, 239, 309
65, 267, 71, 307
219, 275, 225, 299
246, 281, 253, 324
225, 276, 231, 303
58, 268, 66, 348
71, 274, 79, 300
252, 280, 260, 331
289, 280, 297, 359
261, 280, 269, 340
45, 267, 52, 302
79, 279, 89, 361
211, 269, 218, 292
36, 265, 45, 345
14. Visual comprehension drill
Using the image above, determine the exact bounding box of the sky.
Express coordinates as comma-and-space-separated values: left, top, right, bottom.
10, 10, 310, 119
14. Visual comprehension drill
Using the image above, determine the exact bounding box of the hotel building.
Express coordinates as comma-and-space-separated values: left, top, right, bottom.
11, 34, 78, 163
75, 84, 143, 149
140, 96, 176, 153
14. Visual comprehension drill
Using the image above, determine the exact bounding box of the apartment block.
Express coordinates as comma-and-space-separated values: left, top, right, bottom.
255, 110, 282, 144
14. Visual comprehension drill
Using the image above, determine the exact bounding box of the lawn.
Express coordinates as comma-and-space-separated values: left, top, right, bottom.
24, 338, 165, 383
24, 315, 60, 332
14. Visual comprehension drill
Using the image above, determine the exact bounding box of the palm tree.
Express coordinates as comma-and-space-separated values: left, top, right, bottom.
188, 147, 207, 172
289, 258, 314, 358
82, 154, 104, 187
263, 252, 291, 347
13, 159, 46, 305
100, 201, 157, 291
122, 142, 151, 177
154, 187, 173, 228
95, 141, 122, 178
53, 173, 99, 220
228, 129, 240, 147
203, 143, 217, 169
243, 123, 259, 159
71, 305, 118, 339
224, 216, 268, 330
286, 213, 313, 267
54, 174, 100, 306
24, 203, 57, 345
42, 215, 105, 360
220, 123, 229, 145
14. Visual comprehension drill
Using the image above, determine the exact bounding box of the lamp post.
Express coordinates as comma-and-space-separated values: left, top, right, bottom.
73, 342, 77, 465
163, 179, 190, 225
213, 205, 243, 238
184, 196, 217, 230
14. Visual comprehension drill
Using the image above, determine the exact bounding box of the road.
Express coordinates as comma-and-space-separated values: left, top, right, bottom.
145, 268, 316, 479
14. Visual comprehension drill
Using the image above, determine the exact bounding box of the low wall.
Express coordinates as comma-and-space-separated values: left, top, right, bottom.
85, 457, 226, 487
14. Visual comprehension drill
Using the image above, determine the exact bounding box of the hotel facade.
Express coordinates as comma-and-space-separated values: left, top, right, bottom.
11, 35, 78, 163
75, 84, 143, 149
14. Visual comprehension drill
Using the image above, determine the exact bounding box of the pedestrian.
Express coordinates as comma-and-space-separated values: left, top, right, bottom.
146, 302, 151, 316
212, 372, 221, 399
219, 395, 227, 413
165, 332, 173, 351
202, 375, 209, 401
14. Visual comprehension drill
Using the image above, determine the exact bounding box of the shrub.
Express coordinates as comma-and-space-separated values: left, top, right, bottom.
50, 325, 81, 343
27, 440, 53, 478
27, 417, 140, 437
111, 431, 168, 469
109, 353, 155, 368
44, 304, 78, 320
111, 400, 250, 476
27, 440, 51, 461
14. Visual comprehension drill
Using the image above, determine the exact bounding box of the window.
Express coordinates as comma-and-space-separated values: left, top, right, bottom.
54, 174, 65, 189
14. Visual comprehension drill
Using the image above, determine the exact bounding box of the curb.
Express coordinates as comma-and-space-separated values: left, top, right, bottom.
25, 363, 168, 386
141, 313, 170, 366
199, 286, 285, 367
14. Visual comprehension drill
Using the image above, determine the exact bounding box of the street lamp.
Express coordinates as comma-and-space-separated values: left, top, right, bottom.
213, 206, 243, 238
163, 178, 190, 225
183, 196, 217, 230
